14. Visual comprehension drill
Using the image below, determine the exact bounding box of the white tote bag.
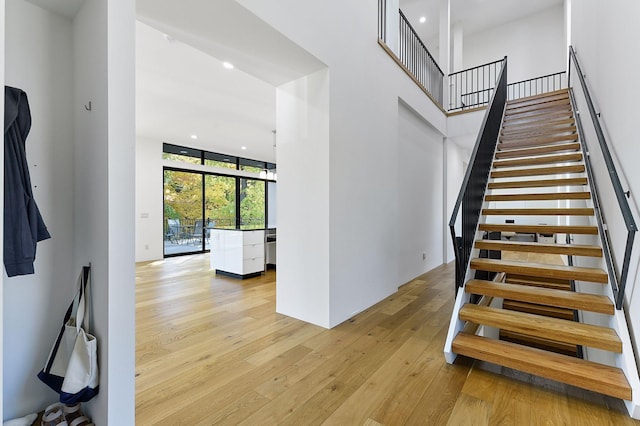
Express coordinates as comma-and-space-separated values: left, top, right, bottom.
38, 266, 99, 403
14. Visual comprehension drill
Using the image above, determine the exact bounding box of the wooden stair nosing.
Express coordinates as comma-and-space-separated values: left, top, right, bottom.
485, 192, 591, 202
470, 258, 608, 284
458, 304, 621, 352
492, 153, 583, 168
499, 329, 578, 357
473, 240, 603, 258
490, 165, 585, 178
465, 279, 613, 314
503, 300, 576, 320
478, 223, 598, 235
452, 333, 631, 400
505, 99, 571, 116
482, 208, 594, 216
506, 93, 570, 111
488, 177, 588, 189
506, 89, 569, 105
495, 143, 581, 159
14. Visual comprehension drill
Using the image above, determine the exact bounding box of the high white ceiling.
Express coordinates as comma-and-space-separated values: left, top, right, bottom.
401, 0, 564, 45
136, 0, 325, 163
137, 0, 564, 162
136, 21, 278, 162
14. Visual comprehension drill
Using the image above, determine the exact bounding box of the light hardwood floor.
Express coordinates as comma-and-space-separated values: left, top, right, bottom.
136, 254, 638, 425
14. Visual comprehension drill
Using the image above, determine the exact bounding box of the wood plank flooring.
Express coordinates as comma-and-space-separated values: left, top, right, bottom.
135, 254, 638, 425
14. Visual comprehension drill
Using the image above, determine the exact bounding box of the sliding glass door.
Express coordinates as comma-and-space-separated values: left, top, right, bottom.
163, 169, 203, 255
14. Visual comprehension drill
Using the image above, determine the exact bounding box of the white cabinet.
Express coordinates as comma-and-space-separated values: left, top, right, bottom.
210, 230, 265, 278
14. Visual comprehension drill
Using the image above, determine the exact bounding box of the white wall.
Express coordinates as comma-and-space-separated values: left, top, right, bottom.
397, 101, 444, 284
444, 140, 469, 263
570, 0, 640, 365
276, 69, 331, 327
135, 137, 164, 262
2, 0, 135, 422
3, 1, 76, 418
463, 5, 566, 83
238, 0, 447, 328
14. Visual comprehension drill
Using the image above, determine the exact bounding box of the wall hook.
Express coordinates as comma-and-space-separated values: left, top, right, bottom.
84, 101, 92, 111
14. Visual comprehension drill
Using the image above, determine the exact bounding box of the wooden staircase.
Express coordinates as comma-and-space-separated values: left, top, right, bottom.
446, 89, 635, 402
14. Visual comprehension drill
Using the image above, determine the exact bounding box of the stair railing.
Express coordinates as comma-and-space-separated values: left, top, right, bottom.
449, 57, 508, 290
568, 45, 637, 309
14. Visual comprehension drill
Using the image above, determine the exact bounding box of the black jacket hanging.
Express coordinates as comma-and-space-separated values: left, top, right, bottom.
4, 86, 50, 277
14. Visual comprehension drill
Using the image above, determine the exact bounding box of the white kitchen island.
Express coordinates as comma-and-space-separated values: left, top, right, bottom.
209, 229, 265, 279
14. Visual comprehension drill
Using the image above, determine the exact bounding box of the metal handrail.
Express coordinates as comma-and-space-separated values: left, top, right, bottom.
449, 57, 508, 289
568, 45, 637, 309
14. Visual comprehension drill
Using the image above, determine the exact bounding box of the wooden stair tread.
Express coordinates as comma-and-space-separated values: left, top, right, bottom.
499, 134, 578, 149
474, 240, 603, 257
493, 153, 583, 168
505, 99, 571, 115
485, 192, 591, 201
495, 142, 581, 159
452, 333, 631, 400
504, 105, 572, 122
502, 300, 575, 320
501, 125, 576, 139
502, 117, 575, 134
507, 93, 569, 107
470, 258, 608, 284
490, 165, 585, 178
465, 280, 613, 314
459, 304, 621, 352
482, 208, 593, 216
506, 277, 572, 291
478, 223, 598, 235
488, 177, 588, 189
503, 110, 573, 126
499, 330, 578, 357
506, 89, 569, 105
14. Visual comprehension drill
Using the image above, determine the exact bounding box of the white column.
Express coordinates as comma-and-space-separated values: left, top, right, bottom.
452, 23, 463, 72
439, 0, 450, 108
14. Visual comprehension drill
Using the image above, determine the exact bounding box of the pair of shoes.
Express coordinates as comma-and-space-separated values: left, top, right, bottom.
41, 404, 67, 426
41, 403, 94, 426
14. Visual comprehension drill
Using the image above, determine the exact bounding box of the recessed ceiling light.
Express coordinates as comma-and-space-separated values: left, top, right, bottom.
223, 62, 234, 70
190, 134, 198, 140
241, 146, 247, 150
419, 16, 426, 24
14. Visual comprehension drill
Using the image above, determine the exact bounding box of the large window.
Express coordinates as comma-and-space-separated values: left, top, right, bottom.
162, 144, 275, 257
240, 179, 265, 229
205, 175, 236, 230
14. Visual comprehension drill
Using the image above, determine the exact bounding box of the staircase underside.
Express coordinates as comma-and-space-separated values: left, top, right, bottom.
447, 89, 633, 403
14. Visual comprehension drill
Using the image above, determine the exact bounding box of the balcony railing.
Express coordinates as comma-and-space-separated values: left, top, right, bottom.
398, 10, 444, 104
378, 1, 444, 106
449, 61, 566, 112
